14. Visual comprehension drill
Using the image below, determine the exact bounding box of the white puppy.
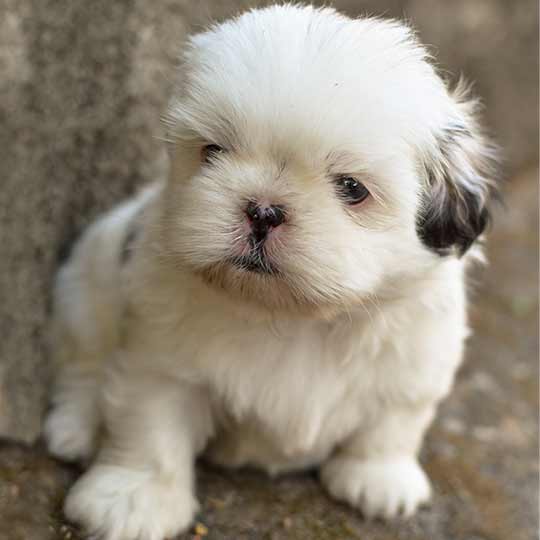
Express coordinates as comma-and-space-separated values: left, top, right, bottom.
44, 5, 498, 539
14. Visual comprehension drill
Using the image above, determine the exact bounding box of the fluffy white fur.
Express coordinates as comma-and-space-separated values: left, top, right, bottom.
44, 5, 496, 539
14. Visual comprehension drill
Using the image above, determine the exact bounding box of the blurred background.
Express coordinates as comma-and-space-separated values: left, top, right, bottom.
0, 1, 537, 539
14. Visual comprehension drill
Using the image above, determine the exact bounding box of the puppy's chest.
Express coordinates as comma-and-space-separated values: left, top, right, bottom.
196, 322, 371, 456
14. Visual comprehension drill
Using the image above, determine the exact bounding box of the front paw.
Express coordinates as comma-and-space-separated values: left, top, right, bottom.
65, 464, 198, 540
321, 456, 431, 519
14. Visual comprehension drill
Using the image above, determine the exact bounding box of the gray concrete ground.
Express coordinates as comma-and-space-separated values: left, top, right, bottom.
0, 0, 538, 538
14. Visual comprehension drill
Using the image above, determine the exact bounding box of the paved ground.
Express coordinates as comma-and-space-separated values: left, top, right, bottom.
1, 168, 537, 539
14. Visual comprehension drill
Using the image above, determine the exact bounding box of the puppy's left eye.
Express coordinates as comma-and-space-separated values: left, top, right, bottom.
201, 144, 224, 163
335, 176, 370, 205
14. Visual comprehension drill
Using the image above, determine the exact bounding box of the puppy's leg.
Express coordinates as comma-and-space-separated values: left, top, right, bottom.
65, 362, 214, 540
44, 361, 101, 462
45, 296, 106, 463
321, 405, 435, 519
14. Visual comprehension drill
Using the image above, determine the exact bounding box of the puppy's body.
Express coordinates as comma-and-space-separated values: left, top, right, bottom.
45, 5, 496, 539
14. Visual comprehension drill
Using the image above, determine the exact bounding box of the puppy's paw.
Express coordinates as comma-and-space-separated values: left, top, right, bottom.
321, 456, 431, 519
65, 464, 198, 540
44, 406, 96, 462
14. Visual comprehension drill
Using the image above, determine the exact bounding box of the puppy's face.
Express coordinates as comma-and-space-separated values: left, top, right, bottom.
161, 6, 496, 313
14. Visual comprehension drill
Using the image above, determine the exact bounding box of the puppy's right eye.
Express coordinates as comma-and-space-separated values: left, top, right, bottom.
334, 176, 370, 205
201, 144, 224, 163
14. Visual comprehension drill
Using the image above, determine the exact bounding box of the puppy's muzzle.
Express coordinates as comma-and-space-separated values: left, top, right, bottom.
245, 201, 286, 245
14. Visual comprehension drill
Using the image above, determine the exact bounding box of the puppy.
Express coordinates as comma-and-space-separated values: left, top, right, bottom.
44, 5, 498, 539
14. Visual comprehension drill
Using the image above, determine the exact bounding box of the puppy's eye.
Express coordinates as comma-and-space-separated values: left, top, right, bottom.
335, 176, 370, 205
201, 144, 224, 163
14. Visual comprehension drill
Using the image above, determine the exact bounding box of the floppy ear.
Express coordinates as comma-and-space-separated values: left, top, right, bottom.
416, 82, 500, 257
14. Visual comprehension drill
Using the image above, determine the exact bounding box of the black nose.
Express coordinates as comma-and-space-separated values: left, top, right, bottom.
246, 201, 286, 243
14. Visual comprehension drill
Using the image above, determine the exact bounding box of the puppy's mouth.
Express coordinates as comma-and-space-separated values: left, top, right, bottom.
228, 251, 279, 275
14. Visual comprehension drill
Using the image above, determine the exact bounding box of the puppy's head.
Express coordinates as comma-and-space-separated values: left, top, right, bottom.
161, 5, 498, 313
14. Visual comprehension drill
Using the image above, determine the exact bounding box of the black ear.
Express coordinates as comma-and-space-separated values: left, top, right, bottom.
416, 84, 500, 257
